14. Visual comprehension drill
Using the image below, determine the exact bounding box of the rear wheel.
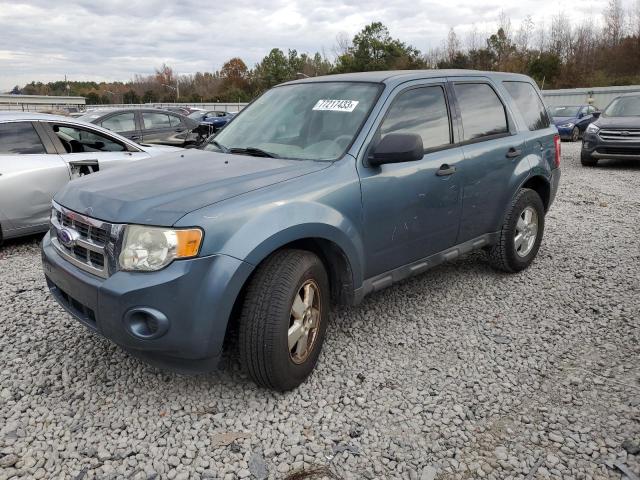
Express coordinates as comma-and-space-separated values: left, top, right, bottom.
571, 126, 580, 142
581, 150, 598, 167
488, 188, 545, 273
239, 249, 329, 391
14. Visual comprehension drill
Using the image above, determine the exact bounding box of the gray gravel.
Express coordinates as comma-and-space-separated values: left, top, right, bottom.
1, 142, 639, 480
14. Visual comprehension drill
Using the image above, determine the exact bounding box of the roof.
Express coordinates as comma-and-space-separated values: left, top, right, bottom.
283, 69, 532, 87
0, 111, 72, 122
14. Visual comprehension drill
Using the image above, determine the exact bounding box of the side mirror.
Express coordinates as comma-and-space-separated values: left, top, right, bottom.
578, 112, 585, 118
368, 133, 424, 166
592, 111, 601, 119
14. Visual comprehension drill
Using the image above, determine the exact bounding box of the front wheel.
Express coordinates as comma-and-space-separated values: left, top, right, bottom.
488, 188, 545, 273
571, 126, 580, 142
581, 150, 598, 167
239, 249, 329, 391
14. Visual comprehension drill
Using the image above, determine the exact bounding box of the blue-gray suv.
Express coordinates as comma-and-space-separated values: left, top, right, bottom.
41, 70, 561, 391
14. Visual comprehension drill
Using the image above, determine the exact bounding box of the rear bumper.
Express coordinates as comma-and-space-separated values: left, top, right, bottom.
41, 232, 253, 372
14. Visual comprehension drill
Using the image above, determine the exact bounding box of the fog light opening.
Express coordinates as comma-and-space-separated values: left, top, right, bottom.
124, 308, 169, 340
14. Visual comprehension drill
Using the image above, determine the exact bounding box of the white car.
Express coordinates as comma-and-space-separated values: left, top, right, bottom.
0, 112, 182, 243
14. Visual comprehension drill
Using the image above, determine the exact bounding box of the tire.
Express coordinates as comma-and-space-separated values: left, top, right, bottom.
571, 126, 580, 142
581, 150, 598, 167
239, 249, 330, 391
488, 188, 545, 273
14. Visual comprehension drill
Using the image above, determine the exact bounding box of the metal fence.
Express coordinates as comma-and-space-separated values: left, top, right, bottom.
541, 85, 640, 109
85, 102, 249, 112
0, 94, 86, 112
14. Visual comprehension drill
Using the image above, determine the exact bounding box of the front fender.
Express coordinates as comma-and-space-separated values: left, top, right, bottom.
176, 159, 365, 291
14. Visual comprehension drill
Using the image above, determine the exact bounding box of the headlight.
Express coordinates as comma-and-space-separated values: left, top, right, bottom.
119, 225, 203, 271
559, 122, 574, 128
586, 123, 600, 134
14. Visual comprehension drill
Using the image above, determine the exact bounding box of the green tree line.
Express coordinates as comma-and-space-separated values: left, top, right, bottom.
13, 1, 640, 104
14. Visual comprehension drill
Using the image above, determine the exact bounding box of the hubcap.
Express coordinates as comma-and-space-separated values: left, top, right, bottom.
514, 206, 538, 257
288, 280, 321, 364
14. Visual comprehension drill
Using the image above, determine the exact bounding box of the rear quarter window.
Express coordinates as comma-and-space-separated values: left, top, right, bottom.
502, 81, 551, 131
0, 122, 46, 154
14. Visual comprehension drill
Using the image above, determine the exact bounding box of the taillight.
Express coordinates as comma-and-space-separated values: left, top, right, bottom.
553, 134, 561, 168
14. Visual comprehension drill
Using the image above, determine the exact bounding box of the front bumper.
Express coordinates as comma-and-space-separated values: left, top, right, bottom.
42, 232, 253, 372
582, 132, 640, 160
556, 126, 575, 139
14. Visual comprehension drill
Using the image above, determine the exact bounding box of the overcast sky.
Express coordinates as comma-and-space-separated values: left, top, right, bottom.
0, 0, 635, 91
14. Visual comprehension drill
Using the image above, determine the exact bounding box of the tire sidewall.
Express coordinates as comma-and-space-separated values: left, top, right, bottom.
504, 190, 545, 271
571, 127, 579, 142
271, 257, 330, 390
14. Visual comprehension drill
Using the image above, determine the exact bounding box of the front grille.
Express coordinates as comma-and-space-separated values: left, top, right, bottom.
51, 202, 113, 278
599, 129, 640, 141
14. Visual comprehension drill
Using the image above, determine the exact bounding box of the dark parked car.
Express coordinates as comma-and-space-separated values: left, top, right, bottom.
42, 70, 560, 391
188, 110, 236, 132
551, 104, 599, 141
581, 93, 640, 166
78, 108, 203, 147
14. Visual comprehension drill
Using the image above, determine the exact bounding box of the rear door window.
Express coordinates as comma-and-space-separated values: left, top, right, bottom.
454, 83, 509, 141
101, 112, 136, 133
0, 122, 46, 154
380, 86, 451, 151
502, 81, 550, 131
168, 115, 182, 127
142, 112, 172, 129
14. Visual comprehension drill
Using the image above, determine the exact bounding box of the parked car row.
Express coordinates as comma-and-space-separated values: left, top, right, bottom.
78, 108, 205, 147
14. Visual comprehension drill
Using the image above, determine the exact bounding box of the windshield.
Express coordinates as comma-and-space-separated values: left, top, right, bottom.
77, 112, 107, 122
604, 96, 640, 117
553, 106, 581, 117
207, 82, 381, 160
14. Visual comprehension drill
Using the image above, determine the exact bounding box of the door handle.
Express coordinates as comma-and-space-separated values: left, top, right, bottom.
506, 147, 522, 158
436, 164, 457, 176
175, 128, 185, 133
131, 135, 141, 140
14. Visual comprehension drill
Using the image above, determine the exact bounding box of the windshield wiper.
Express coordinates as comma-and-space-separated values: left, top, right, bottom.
209, 140, 229, 153
229, 147, 279, 158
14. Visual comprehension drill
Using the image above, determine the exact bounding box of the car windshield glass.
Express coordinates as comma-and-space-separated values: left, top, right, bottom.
553, 106, 580, 117
211, 82, 381, 161
77, 112, 107, 122
604, 96, 640, 117
188, 111, 206, 120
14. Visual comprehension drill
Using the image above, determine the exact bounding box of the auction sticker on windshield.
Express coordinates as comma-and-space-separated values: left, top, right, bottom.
312, 99, 359, 112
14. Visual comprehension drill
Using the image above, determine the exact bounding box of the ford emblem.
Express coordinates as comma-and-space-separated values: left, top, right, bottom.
57, 228, 77, 247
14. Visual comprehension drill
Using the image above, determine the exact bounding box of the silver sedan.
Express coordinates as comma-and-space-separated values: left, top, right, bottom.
0, 112, 182, 243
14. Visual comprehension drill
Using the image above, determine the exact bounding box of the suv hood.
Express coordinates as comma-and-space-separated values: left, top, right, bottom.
55, 149, 329, 226
595, 116, 640, 129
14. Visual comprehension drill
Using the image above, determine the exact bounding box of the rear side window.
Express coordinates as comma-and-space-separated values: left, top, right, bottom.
454, 83, 509, 141
142, 112, 172, 129
380, 86, 451, 151
168, 115, 182, 127
102, 112, 136, 132
502, 81, 551, 131
0, 122, 46, 154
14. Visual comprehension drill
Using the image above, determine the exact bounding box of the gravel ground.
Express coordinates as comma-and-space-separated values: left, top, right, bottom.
1, 142, 639, 480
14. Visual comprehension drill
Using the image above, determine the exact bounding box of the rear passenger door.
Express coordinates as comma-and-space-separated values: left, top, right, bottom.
141, 112, 187, 146
0, 122, 69, 232
449, 79, 528, 244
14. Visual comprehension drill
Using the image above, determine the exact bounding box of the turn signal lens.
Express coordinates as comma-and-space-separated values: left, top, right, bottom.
175, 229, 203, 258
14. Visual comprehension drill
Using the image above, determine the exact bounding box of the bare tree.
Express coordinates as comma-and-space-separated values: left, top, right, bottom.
446, 28, 460, 61
515, 15, 535, 51
603, 0, 624, 45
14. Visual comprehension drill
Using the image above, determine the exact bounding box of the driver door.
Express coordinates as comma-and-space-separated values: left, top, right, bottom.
357, 81, 464, 278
